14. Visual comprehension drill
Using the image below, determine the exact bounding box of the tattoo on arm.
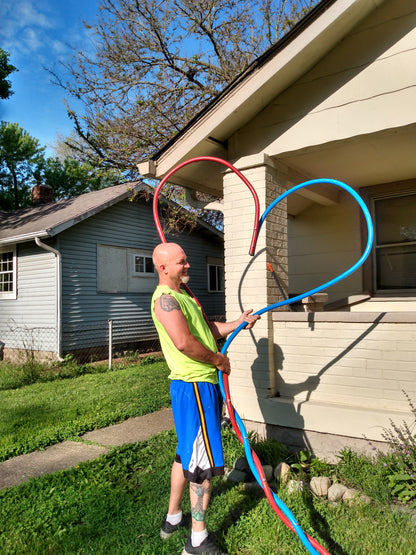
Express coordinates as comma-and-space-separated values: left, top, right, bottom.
159, 295, 181, 312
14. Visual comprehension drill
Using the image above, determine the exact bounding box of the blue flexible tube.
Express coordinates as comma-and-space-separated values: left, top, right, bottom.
152, 166, 373, 554
218, 178, 374, 554
218, 373, 320, 554
221, 178, 374, 352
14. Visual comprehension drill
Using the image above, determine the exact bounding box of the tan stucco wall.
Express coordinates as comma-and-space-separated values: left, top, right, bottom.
231, 0, 416, 160
229, 312, 416, 459
288, 190, 363, 302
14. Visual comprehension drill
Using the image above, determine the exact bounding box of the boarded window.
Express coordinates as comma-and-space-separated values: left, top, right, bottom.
97, 245, 157, 293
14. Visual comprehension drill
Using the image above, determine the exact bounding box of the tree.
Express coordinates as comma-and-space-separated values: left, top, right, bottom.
0, 122, 45, 210
0, 49, 17, 100
34, 156, 123, 200
53, 0, 319, 172
0, 123, 124, 211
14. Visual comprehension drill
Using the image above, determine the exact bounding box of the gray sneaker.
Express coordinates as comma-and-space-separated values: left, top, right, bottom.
181, 533, 227, 555
160, 513, 191, 539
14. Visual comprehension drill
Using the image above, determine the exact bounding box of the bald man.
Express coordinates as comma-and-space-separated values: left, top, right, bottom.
151, 242, 259, 555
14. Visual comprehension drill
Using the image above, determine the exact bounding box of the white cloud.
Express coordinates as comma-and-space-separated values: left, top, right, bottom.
1, 1, 79, 71
0, 0, 53, 41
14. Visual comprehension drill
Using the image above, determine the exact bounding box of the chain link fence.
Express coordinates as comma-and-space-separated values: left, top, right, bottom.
0, 319, 161, 366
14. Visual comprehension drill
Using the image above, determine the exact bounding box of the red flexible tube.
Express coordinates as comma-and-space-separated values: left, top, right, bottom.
152, 156, 330, 554
151, 156, 260, 255
222, 374, 330, 555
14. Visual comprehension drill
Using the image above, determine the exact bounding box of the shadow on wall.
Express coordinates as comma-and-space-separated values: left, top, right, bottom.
251, 337, 316, 453
250, 314, 386, 453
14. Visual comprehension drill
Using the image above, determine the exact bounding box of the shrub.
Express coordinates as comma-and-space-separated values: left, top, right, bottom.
377, 391, 416, 507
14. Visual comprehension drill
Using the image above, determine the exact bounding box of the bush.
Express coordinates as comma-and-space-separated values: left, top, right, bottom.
377, 391, 416, 507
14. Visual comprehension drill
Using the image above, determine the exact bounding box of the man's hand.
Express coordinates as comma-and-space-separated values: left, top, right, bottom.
214, 352, 231, 375
239, 309, 260, 329
208, 309, 260, 339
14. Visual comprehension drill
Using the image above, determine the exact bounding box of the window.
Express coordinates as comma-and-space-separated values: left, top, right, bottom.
97, 245, 157, 293
133, 253, 155, 276
374, 193, 416, 290
0, 246, 17, 299
207, 261, 224, 292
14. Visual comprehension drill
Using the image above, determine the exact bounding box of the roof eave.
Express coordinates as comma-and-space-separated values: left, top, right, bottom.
0, 231, 50, 246
138, 0, 387, 186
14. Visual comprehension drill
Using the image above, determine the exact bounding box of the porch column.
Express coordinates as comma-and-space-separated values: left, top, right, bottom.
223, 154, 288, 420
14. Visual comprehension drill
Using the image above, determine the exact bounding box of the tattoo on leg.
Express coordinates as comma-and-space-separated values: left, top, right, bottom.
190, 480, 210, 522
159, 295, 181, 312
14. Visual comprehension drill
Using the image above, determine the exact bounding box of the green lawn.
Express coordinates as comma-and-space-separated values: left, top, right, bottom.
0, 361, 170, 461
1, 361, 415, 554
1, 429, 415, 554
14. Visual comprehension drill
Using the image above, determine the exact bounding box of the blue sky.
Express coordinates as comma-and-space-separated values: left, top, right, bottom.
1, 0, 99, 156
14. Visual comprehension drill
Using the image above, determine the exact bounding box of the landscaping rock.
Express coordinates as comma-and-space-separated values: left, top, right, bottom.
274, 462, 291, 484
234, 457, 250, 473
262, 464, 273, 482
226, 468, 248, 483
343, 488, 360, 504
310, 476, 332, 497
328, 483, 348, 502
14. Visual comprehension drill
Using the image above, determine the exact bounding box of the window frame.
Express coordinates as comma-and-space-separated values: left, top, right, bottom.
131, 252, 156, 278
207, 257, 224, 293
360, 180, 416, 295
0, 244, 17, 300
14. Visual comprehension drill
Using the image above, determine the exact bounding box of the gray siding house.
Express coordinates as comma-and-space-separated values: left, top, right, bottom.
0, 183, 224, 361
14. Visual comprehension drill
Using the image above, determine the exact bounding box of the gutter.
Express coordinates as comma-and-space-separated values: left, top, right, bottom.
0, 231, 49, 246
35, 237, 63, 360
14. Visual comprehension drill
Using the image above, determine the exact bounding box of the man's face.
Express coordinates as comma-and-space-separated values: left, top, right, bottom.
165, 247, 190, 285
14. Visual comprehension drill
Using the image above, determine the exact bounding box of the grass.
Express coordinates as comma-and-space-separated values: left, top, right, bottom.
1, 429, 415, 554
1, 360, 415, 553
0, 358, 170, 462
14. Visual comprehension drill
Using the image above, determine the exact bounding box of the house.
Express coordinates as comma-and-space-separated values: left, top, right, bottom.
138, 0, 416, 459
0, 183, 224, 362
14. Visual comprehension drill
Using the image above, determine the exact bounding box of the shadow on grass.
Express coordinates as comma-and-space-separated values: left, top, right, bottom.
302, 492, 348, 555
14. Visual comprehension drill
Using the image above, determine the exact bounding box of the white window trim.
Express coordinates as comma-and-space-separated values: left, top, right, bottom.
131, 251, 156, 278
0, 244, 17, 300
372, 191, 416, 294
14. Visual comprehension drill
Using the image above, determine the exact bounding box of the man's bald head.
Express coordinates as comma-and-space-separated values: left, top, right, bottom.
153, 243, 185, 272
152, 243, 190, 288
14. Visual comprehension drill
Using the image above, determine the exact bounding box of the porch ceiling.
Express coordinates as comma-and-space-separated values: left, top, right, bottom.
279, 124, 416, 189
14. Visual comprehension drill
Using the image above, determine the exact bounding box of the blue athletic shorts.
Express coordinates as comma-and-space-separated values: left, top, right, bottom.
170, 380, 224, 483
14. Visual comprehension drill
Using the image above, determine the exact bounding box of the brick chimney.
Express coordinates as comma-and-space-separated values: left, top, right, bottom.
32, 184, 53, 205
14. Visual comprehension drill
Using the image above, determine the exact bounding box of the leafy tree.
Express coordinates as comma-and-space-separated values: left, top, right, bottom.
0, 123, 124, 211
0, 49, 17, 100
0, 122, 45, 210
52, 0, 319, 171
34, 156, 123, 200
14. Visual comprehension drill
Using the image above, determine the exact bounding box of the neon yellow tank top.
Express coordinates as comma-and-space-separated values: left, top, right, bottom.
151, 285, 218, 383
